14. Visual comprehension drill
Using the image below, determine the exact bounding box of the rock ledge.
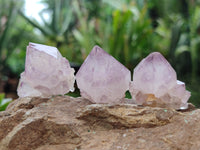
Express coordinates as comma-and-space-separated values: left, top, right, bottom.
0, 96, 199, 150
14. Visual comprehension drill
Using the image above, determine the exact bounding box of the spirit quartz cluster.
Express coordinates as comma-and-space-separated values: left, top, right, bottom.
129, 52, 190, 109
76, 46, 131, 103
17, 43, 190, 109
17, 43, 75, 97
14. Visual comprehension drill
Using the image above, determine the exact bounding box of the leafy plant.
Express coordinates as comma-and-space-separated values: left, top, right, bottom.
19, 0, 80, 63
0, 93, 12, 111
0, 0, 37, 76
0, 0, 20, 75
72, 0, 155, 68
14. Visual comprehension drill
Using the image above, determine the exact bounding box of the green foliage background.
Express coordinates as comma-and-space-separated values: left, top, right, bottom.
0, 0, 200, 108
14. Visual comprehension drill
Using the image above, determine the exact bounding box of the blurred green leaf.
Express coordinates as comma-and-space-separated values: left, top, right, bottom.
0, 93, 12, 111
0, 93, 5, 104
175, 45, 189, 56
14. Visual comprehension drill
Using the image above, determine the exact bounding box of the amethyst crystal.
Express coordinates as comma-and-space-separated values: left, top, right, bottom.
129, 52, 190, 109
17, 43, 75, 97
76, 46, 131, 103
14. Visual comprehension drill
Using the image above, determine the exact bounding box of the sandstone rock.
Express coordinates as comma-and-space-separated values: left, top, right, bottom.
77, 104, 178, 128
0, 96, 199, 150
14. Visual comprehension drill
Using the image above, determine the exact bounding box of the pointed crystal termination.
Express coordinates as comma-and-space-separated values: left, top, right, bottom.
76, 46, 131, 103
129, 52, 191, 109
17, 43, 75, 97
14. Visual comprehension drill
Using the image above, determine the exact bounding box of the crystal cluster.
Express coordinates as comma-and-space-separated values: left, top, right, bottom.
129, 52, 190, 109
17, 42, 191, 109
17, 43, 75, 97
76, 46, 131, 103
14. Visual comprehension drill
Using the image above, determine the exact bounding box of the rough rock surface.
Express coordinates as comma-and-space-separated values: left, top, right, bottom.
0, 96, 199, 150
